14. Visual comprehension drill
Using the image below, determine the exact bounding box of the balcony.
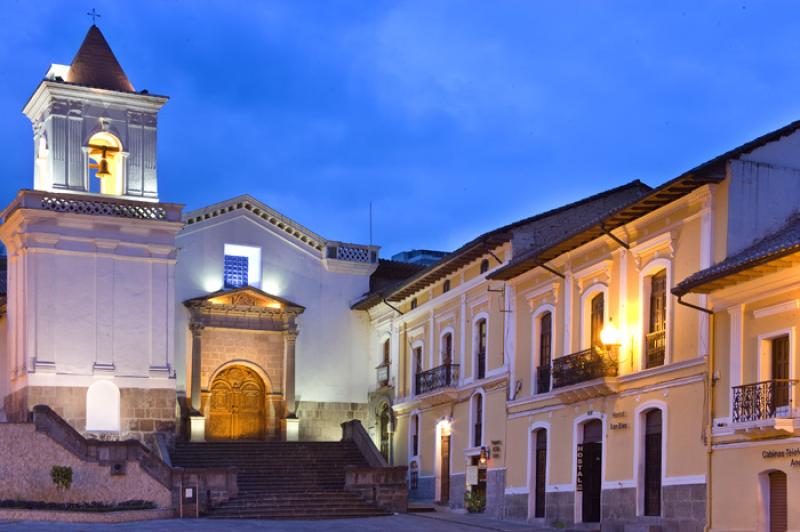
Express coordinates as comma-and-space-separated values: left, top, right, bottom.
732, 380, 800, 434
645, 330, 666, 368
551, 347, 618, 403
415, 364, 459, 398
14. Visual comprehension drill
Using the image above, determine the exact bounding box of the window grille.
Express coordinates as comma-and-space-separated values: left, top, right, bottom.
224, 255, 249, 288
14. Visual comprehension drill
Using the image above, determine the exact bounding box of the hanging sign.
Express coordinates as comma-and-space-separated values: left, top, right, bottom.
466, 466, 479, 485
576, 443, 584, 492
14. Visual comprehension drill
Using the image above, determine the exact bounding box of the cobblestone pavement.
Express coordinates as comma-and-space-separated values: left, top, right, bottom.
0, 513, 544, 531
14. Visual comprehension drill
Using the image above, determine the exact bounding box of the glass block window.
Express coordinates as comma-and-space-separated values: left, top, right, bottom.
224, 254, 249, 288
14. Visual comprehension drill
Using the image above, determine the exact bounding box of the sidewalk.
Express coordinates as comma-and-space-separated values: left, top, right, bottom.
410, 508, 545, 531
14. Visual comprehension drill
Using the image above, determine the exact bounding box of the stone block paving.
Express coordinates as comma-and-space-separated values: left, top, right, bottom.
0, 513, 548, 531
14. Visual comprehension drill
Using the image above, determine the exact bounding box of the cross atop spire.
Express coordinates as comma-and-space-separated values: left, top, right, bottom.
86, 8, 101, 25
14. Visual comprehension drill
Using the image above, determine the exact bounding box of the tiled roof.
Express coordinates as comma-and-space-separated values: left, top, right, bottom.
66, 25, 134, 93
369, 259, 427, 293
673, 215, 800, 296
351, 180, 651, 310
489, 174, 721, 280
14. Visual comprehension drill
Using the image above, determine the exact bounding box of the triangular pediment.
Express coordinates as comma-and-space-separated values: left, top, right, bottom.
185, 286, 304, 313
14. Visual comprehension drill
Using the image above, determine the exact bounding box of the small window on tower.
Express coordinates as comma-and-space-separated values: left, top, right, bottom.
223, 244, 261, 289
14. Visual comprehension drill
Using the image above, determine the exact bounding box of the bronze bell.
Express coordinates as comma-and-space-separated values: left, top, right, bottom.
95, 157, 111, 178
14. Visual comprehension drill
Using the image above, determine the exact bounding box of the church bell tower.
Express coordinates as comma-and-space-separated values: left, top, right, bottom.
0, 25, 183, 440
25, 25, 165, 199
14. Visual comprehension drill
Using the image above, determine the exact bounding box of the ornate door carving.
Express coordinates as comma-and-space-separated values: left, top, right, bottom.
207, 366, 266, 440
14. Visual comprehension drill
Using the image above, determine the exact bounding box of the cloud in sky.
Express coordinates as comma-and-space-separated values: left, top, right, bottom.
2, 1, 800, 255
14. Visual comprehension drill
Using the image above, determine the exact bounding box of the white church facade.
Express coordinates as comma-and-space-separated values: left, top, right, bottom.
0, 25, 382, 444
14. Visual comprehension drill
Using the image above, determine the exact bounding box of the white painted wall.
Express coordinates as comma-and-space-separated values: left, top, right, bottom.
0, 209, 179, 392
175, 208, 374, 404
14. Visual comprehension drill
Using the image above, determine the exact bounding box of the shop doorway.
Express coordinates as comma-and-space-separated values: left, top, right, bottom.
579, 419, 602, 523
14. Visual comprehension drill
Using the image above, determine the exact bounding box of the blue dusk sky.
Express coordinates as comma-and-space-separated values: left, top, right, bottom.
1, 2, 799, 256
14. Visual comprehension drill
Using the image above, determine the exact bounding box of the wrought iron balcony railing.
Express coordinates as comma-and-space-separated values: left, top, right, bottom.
552, 347, 618, 389
537, 364, 551, 394
645, 330, 666, 368
415, 363, 460, 395
732, 379, 798, 423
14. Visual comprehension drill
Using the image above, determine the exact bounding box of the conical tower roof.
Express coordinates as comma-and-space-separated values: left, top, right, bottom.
65, 25, 134, 92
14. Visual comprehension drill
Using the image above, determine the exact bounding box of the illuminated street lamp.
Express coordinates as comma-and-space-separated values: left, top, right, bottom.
600, 318, 622, 348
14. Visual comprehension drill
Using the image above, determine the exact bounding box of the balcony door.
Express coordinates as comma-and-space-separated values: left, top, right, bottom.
772, 335, 790, 409
538, 312, 552, 394
590, 293, 604, 349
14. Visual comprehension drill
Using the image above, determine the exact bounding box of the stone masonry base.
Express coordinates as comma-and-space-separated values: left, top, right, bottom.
296, 400, 368, 441
4, 385, 176, 443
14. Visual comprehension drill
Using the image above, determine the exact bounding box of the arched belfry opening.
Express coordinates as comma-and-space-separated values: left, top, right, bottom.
86, 131, 124, 195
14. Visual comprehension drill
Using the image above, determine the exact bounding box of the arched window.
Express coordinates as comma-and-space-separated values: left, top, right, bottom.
480, 259, 490, 274
645, 270, 667, 368
443, 279, 451, 293
537, 311, 552, 394
472, 393, 484, 447
476, 318, 487, 379
86, 131, 124, 196
410, 297, 418, 310
442, 332, 453, 365
85, 380, 120, 432
643, 409, 663, 516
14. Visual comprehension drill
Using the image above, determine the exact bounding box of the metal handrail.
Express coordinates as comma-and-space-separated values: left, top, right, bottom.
552, 347, 617, 389
415, 363, 460, 395
732, 379, 798, 423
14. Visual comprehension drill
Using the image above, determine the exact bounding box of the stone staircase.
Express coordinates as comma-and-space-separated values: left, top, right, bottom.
171, 440, 392, 519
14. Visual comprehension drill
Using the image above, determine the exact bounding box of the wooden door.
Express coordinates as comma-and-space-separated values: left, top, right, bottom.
440, 434, 451, 503
772, 335, 790, 408
644, 410, 662, 516
207, 366, 266, 440
769, 471, 787, 532
534, 430, 547, 518
581, 420, 602, 523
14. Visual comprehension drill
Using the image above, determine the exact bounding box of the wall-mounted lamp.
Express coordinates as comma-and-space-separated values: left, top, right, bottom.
479, 446, 489, 465
600, 318, 622, 347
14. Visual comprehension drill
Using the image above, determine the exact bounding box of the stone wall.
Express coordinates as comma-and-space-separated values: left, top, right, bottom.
449, 472, 466, 508
410, 475, 435, 501
0, 423, 172, 507
485, 469, 506, 518
503, 493, 527, 521
200, 328, 284, 391
532, 485, 706, 531
4, 386, 175, 442
296, 401, 368, 441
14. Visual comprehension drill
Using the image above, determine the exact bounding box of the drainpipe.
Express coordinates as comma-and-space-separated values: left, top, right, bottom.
676, 295, 714, 532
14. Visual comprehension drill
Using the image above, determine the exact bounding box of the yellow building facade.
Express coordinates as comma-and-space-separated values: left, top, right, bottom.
356, 121, 800, 531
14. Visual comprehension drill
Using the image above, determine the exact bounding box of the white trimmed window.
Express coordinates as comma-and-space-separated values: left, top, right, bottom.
223, 244, 261, 289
